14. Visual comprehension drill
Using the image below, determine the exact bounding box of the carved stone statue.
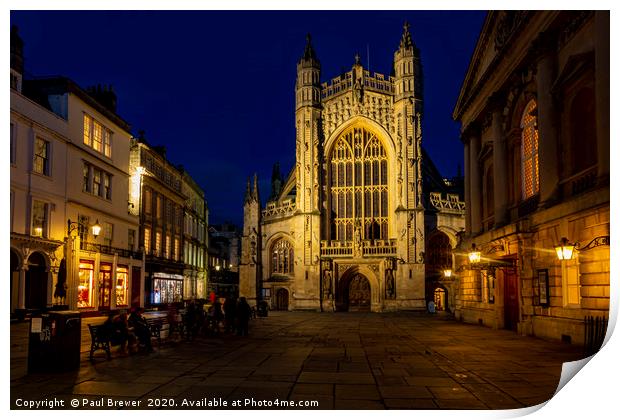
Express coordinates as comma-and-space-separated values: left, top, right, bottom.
353, 220, 363, 257
386, 269, 395, 299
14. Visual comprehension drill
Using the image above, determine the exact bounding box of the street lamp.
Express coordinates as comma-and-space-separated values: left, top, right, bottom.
443, 268, 453, 278
67, 218, 101, 239
555, 237, 575, 261
554, 235, 609, 261
468, 243, 481, 264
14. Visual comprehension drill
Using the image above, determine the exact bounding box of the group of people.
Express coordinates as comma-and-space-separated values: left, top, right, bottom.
100, 296, 253, 357
101, 307, 153, 355
184, 296, 252, 338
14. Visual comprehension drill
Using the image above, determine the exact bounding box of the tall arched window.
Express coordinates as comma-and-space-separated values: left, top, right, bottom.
271, 239, 294, 275
328, 126, 388, 241
521, 100, 539, 199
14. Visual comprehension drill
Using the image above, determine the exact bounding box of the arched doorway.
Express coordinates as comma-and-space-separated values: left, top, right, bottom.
275, 288, 289, 311
434, 287, 447, 311
25, 252, 48, 310
338, 273, 371, 312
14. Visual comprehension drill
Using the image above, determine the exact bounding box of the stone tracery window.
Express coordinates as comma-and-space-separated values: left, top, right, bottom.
328, 126, 388, 241
520, 100, 539, 199
271, 239, 294, 275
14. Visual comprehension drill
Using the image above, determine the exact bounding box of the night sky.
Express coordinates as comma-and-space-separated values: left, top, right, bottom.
10, 10, 485, 226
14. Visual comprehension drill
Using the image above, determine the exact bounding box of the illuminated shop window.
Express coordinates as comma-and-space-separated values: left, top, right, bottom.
78, 260, 95, 308
116, 265, 129, 306
152, 274, 183, 304
520, 100, 539, 199
99, 263, 112, 308
328, 126, 388, 241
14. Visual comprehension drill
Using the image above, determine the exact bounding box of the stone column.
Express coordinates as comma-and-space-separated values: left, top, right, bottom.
18, 262, 27, 309
595, 11, 610, 182
463, 141, 471, 234
469, 128, 482, 235
534, 32, 559, 207
491, 100, 508, 226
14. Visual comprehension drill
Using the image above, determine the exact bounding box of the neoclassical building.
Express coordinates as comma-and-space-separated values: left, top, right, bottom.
240, 25, 465, 312
453, 11, 609, 344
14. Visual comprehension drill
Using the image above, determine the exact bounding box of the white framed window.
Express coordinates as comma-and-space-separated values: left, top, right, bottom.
33, 137, 50, 176
82, 161, 112, 200
102, 222, 113, 247
562, 258, 581, 307
31, 200, 48, 238
83, 113, 112, 157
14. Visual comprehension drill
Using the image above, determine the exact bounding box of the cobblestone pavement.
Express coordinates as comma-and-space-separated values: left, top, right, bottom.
10, 311, 583, 410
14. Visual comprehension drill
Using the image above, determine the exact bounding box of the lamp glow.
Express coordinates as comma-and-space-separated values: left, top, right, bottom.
468, 244, 481, 264
91, 220, 102, 238
555, 237, 575, 261
443, 269, 452, 278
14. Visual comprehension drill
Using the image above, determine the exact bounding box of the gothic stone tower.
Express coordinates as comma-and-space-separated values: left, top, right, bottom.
239, 175, 261, 305
239, 23, 427, 311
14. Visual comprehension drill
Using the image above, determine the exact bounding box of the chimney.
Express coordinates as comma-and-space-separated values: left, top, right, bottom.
86, 84, 118, 113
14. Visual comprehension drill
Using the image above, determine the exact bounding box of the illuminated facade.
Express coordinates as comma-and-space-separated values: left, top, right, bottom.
453, 11, 609, 344
10, 26, 144, 315
129, 140, 208, 305
240, 25, 465, 312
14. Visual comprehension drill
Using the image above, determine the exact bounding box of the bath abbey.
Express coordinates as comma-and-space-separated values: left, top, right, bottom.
240, 24, 465, 312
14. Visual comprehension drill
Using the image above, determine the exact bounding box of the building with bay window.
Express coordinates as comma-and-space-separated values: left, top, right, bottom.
129, 140, 186, 306
452, 11, 609, 344
181, 170, 208, 300
10, 26, 144, 316
129, 140, 208, 306
240, 25, 465, 312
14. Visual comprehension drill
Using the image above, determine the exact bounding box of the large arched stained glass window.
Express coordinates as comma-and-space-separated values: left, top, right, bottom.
271, 239, 294, 275
329, 127, 388, 241
521, 100, 540, 199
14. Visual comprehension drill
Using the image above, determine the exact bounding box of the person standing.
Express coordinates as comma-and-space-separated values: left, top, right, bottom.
236, 297, 252, 336
223, 296, 237, 334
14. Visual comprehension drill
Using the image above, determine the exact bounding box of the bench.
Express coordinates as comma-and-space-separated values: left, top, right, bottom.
88, 324, 111, 361
145, 318, 164, 346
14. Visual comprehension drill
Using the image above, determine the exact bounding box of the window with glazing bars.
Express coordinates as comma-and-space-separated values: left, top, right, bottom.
328, 127, 388, 241
521, 100, 539, 199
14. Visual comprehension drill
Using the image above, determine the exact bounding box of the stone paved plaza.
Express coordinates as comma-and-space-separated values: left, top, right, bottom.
10, 311, 584, 410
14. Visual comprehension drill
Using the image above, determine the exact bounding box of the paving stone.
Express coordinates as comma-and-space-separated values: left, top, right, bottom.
434, 398, 488, 409
384, 398, 438, 409
298, 372, 375, 384
72, 381, 159, 397
405, 376, 460, 387
378, 385, 433, 399
291, 383, 334, 396
335, 384, 381, 400
429, 386, 478, 399
335, 399, 385, 409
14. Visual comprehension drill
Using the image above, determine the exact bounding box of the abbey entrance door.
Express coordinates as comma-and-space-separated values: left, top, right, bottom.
275, 288, 289, 311
344, 273, 371, 312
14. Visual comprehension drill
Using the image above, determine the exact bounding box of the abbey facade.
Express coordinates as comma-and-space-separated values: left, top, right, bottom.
240, 24, 465, 312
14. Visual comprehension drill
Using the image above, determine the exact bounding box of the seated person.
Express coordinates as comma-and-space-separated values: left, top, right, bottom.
128, 308, 153, 351
102, 313, 134, 354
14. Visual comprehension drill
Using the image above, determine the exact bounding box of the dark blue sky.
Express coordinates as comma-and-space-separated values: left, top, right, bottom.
10, 10, 485, 226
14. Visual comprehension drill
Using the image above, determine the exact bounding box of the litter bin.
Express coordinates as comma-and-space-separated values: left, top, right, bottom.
257, 301, 269, 317
28, 311, 81, 374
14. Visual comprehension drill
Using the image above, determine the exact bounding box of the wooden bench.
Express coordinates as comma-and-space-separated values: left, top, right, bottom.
88, 324, 111, 361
